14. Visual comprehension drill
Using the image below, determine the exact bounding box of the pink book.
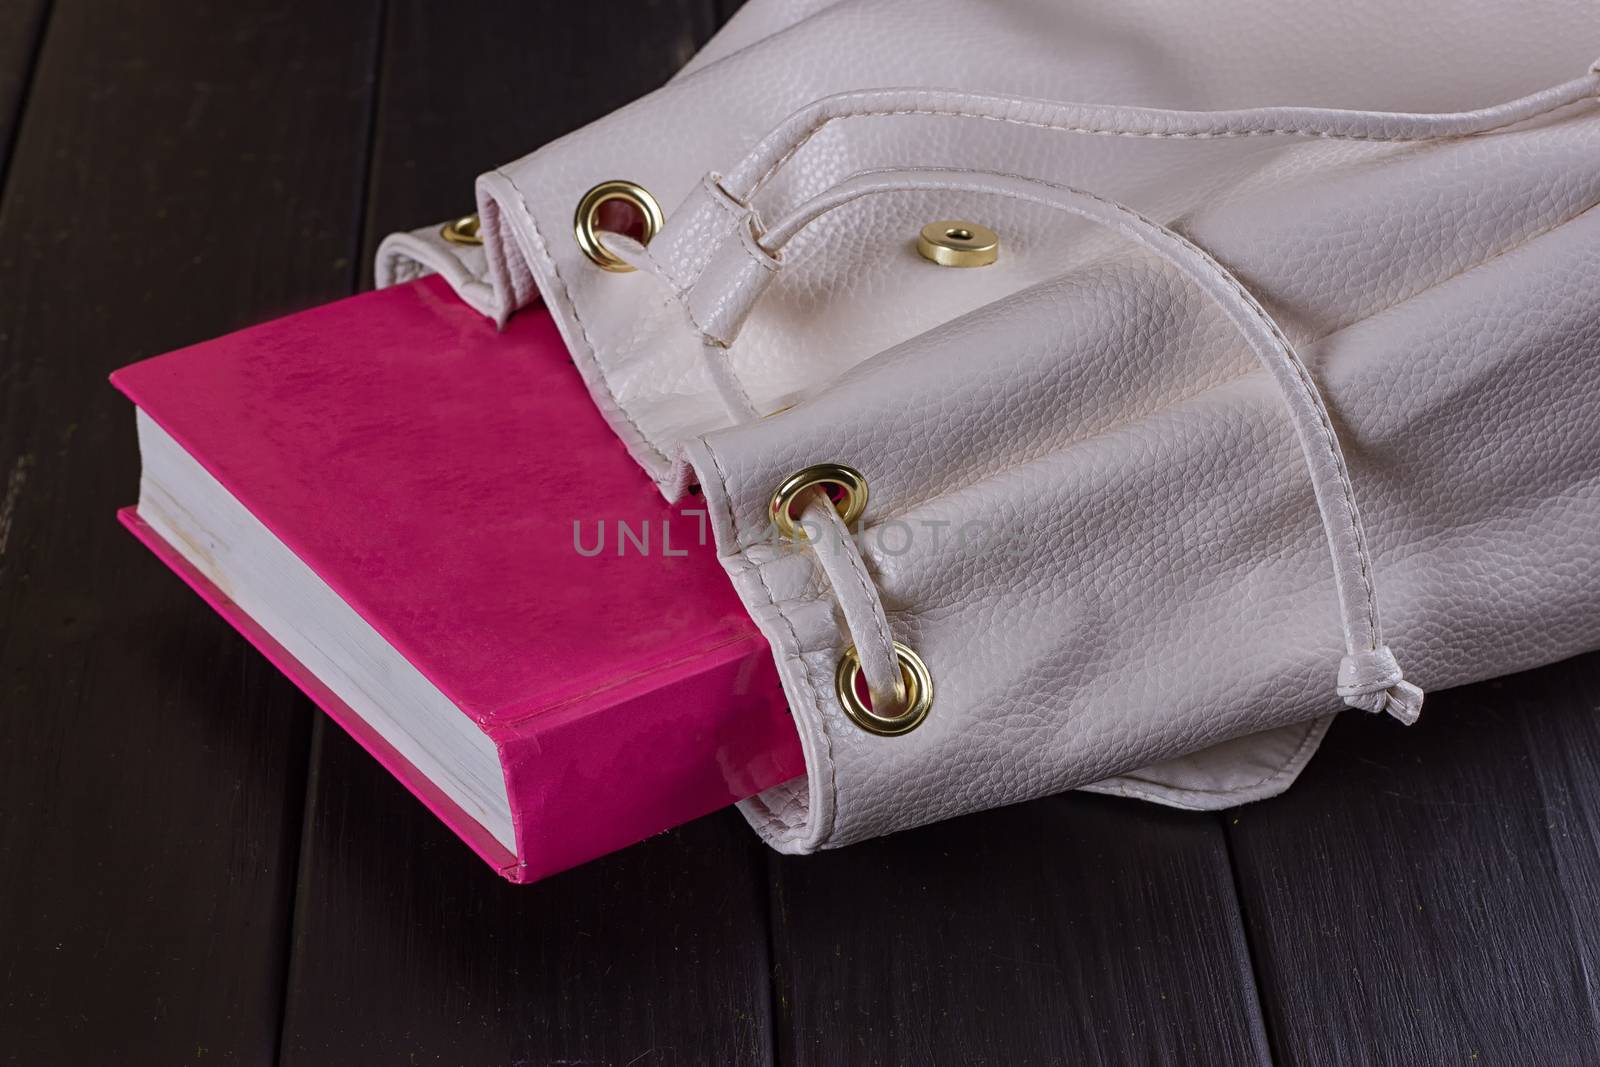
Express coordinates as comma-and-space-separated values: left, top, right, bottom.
111, 275, 804, 883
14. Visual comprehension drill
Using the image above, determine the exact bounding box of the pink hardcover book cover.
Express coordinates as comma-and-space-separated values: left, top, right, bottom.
111, 275, 804, 883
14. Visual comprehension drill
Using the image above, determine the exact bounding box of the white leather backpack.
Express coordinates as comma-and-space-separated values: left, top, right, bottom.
380, 0, 1600, 854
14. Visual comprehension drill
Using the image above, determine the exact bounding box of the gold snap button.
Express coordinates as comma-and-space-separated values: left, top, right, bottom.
916, 220, 998, 267
441, 214, 482, 246
574, 180, 664, 272
835, 642, 933, 736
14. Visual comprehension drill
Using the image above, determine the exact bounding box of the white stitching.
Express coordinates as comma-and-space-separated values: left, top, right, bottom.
701, 436, 839, 844
741, 89, 1596, 198
491, 168, 672, 469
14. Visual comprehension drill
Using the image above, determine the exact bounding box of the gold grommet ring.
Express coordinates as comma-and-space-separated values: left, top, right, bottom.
835, 642, 933, 736
441, 214, 482, 246
574, 180, 664, 272
916, 220, 999, 267
769, 463, 868, 542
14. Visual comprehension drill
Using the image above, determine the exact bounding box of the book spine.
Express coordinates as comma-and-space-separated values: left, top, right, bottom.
492, 635, 804, 883
118, 508, 524, 876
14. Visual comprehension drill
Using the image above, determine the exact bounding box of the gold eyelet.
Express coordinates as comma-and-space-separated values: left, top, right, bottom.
916, 220, 998, 267
835, 642, 933, 736
441, 214, 482, 246
769, 463, 868, 542
574, 180, 664, 272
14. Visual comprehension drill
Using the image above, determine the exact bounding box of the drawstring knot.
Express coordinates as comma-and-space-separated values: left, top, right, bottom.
1337, 646, 1423, 724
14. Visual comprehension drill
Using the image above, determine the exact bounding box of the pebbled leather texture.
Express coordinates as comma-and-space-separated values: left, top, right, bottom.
378, 0, 1600, 851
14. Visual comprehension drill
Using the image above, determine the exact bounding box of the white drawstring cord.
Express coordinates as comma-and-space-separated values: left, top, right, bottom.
799, 492, 905, 712
749, 166, 1425, 722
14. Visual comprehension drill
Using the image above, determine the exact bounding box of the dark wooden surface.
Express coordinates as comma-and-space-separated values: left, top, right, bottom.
0, 2, 1596, 1064
0, 2, 378, 1063
1230, 658, 1600, 1065
766, 797, 1270, 1066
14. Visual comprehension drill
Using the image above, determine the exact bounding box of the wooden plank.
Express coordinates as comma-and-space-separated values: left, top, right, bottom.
280, 724, 775, 1066
279, 4, 777, 1064
0, 1, 382, 1062
0, 0, 46, 177
358, 0, 721, 284
1230, 652, 1600, 1065
768, 794, 1273, 1066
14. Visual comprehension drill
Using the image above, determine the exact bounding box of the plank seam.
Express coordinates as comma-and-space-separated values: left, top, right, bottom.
1222, 812, 1283, 1067
0, 0, 53, 203
273, 1, 391, 1062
